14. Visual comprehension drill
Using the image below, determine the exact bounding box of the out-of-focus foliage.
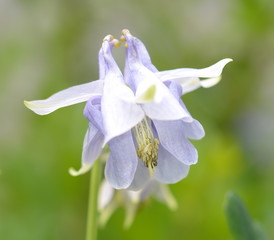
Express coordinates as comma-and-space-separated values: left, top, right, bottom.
0, 0, 274, 239
225, 191, 269, 240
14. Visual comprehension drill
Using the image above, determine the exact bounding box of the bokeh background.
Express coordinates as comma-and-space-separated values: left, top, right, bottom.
1, 0, 274, 239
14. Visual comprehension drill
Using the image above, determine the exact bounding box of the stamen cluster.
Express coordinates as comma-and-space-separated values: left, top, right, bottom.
134, 118, 160, 171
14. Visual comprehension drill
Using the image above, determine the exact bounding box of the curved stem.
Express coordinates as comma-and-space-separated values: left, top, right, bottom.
86, 160, 101, 240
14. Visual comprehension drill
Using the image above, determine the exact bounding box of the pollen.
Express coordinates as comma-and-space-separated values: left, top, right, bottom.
133, 118, 160, 174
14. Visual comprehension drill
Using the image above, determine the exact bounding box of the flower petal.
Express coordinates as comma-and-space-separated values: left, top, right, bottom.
84, 96, 105, 133
105, 131, 138, 189
69, 123, 104, 176
24, 80, 104, 115
123, 31, 193, 121
129, 35, 158, 73
179, 76, 222, 95
156, 58, 232, 94
157, 58, 232, 80
153, 144, 190, 184
142, 95, 192, 121
82, 123, 104, 165
137, 71, 193, 121
101, 74, 145, 144
153, 120, 198, 165
181, 120, 205, 140
100, 39, 145, 144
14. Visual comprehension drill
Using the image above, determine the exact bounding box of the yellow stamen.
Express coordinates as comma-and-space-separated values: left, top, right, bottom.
133, 118, 159, 175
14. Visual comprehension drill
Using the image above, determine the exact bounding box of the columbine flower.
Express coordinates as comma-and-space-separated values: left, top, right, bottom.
24, 30, 232, 190
98, 179, 177, 228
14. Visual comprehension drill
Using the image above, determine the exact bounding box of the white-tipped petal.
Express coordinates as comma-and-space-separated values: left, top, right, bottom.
141, 80, 193, 121
24, 80, 104, 115
135, 83, 157, 103
134, 67, 164, 103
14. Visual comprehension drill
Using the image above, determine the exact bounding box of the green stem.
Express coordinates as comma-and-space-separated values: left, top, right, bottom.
86, 160, 101, 240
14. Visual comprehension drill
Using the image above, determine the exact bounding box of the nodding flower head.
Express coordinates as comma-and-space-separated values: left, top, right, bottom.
24, 29, 232, 190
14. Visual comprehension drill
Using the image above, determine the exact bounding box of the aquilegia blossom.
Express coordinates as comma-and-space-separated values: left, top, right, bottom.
24, 30, 232, 190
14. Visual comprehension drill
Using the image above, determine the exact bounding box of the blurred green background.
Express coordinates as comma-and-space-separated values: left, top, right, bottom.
1, 0, 274, 239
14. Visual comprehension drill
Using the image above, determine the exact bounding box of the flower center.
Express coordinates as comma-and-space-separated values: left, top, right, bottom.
133, 118, 159, 174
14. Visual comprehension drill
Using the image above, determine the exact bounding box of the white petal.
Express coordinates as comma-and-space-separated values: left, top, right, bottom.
130, 66, 193, 121
142, 96, 193, 121
24, 80, 104, 115
142, 84, 193, 122
134, 67, 164, 103
102, 74, 145, 144
156, 58, 232, 94
200, 76, 222, 88
156, 58, 232, 80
